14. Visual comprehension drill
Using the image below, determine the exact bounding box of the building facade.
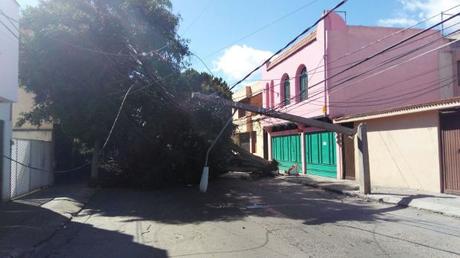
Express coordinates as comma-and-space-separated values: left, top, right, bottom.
233, 82, 267, 159
0, 0, 19, 200
9, 88, 55, 198
261, 11, 460, 192
335, 97, 460, 194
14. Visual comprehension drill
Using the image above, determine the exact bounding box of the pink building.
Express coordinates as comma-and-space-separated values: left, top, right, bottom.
262, 11, 460, 189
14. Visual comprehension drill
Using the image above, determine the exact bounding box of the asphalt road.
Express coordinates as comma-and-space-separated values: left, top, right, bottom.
36, 174, 460, 258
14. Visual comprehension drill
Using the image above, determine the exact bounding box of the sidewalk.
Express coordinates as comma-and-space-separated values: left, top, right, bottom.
0, 184, 95, 258
279, 175, 460, 218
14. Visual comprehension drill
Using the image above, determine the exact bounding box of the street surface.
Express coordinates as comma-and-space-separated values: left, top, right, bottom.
36, 175, 460, 258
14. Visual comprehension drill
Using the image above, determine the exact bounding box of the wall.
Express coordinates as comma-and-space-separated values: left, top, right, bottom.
10, 139, 54, 199
12, 88, 54, 142
0, 103, 12, 200
233, 83, 265, 158
0, 0, 19, 102
261, 14, 329, 127
327, 22, 450, 118
361, 111, 441, 192
235, 116, 265, 158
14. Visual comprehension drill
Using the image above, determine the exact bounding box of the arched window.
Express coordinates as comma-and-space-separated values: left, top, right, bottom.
299, 67, 308, 101
283, 76, 290, 105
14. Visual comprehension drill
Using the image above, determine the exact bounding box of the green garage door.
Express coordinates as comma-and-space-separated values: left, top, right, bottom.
305, 131, 337, 178
272, 134, 302, 174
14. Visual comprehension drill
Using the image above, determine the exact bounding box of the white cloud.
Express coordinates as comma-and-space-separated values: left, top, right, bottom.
378, 17, 418, 27
400, 0, 460, 18
380, 0, 460, 29
213, 45, 273, 81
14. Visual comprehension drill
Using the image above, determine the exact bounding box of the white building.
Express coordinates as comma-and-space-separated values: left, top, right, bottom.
0, 0, 19, 200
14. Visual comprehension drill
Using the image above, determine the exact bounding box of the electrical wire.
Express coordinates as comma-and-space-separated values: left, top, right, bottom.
4, 81, 138, 174
181, 0, 214, 35
228, 0, 348, 91
246, 15, 460, 118
228, 3, 460, 99
247, 20, 460, 125
100, 83, 137, 151
0, 9, 19, 23
191, 52, 215, 76
0, 18, 18, 39
260, 37, 460, 124
0, 9, 19, 31
204, 0, 322, 58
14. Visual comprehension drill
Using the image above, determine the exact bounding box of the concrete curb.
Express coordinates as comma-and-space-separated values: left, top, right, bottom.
4, 187, 96, 258
280, 176, 460, 219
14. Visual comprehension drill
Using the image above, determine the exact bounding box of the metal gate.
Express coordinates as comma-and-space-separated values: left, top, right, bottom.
0, 120, 3, 197
272, 134, 302, 174
440, 110, 460, 194
305, 131, 337, 178
10, 139, 53, 198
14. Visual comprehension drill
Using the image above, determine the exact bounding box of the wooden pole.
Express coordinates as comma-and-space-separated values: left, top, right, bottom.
192, 93, 373, 193
357, 123, 371, 194
90, 140, 100, 183
192, 93, 355, 136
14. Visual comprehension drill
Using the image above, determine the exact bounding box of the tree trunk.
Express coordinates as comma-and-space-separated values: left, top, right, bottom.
90, 140, 100, 183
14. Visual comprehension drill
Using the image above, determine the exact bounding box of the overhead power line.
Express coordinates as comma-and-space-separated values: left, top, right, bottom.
244, 11, 460, 118
191, 52, 215, 76
228, 0, 349, 91
4, 81, 139, 174
268, 36, 460, 120
0, 9, 19, 23
205, 0, 322, 58
228, 3, 460, 104
182, 0, 214, 35
101, 83, 137, 151
0, 18, 18, 39
242, 16, 460, 125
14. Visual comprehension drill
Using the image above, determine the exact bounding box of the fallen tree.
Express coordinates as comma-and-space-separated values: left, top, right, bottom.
19, 0, 253, 187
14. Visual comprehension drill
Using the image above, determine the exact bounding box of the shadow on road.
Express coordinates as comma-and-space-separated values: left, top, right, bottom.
81, 176, 404, 226
0, 185, 168, 257
6, 174, 459, 257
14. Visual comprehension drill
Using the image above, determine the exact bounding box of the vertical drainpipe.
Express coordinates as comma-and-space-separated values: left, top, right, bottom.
324, 12, 343, 180
323, 11, 329, 117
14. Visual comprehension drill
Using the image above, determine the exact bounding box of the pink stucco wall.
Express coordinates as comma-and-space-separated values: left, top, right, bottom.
261, 19, 326, 127
262, 11, 456, 127
327, 22, 450, 118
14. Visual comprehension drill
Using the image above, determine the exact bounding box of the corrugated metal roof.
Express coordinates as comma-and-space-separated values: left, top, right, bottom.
334, 96, 460, 123
266, 30, 317, 71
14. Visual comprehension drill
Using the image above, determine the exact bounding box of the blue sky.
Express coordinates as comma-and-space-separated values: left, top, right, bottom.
16, 0, 460, 86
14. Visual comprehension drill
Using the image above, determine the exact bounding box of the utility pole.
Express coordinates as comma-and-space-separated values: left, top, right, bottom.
200, 110, 236, 192
192, 93, 355, 136
192, 92, 371, 194
90, 140, 100, 185
357, 123, 371, 194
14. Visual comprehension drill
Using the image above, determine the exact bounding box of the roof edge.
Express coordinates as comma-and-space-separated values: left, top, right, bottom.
266, 30, 317, 71
334, 97, 460, 124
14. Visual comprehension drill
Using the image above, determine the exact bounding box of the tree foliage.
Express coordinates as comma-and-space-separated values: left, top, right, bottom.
20, 0, 235, 186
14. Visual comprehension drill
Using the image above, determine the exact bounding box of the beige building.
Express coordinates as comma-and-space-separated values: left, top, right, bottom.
12, 88, 54, 142
232, 82, 267, 159
9, 87, 55, 198
335, 97, 460, 194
